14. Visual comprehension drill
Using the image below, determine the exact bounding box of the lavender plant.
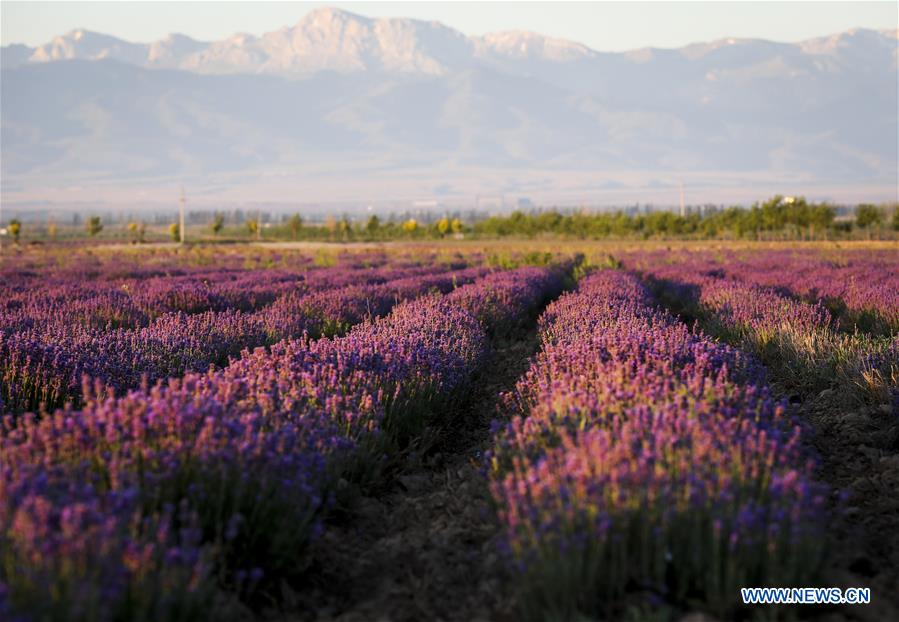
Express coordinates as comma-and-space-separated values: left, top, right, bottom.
489, 270, 827, 619
1, 262, 566, 620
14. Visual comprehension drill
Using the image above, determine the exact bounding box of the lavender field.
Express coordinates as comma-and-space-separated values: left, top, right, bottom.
1, 242, 897, 621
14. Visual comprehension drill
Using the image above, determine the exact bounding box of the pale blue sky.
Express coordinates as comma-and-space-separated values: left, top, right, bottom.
2, 1, 896, 51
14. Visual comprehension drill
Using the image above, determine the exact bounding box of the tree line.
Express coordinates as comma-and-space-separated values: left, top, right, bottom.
254, 197, 897, 241
471, 197, 898, 240
3, 197, 897, 244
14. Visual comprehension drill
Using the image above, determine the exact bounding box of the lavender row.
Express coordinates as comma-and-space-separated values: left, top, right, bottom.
0, 247, 418, 290
635, 260, 898, 404
621, 248, 899, 334
696, 278, 898, 406
1, 261, 456, 332
488, 270, 826, 619
221, 265, 565, 464
719, 249, 899, 333
0, 266, 488, 414
260, 265, 489, 341
0, 265, 566, 621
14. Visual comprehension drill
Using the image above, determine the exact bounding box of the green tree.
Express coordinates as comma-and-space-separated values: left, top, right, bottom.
365, 215, 380, 237
86, 216, 103, 237
288, 214, 303, 240
535, 212, 562, 233
893, 208, 899, 231
127, 222, 140, 244
508, 211, 537, 237
169, 222, 180, 242
8, 219, 21, 244
246, 219, 259, 237
450, 218, 464, 234
211, 213, 225, 236
808, 203, 835, 238
337, 217, 351, 240
756, 195, 785, 232
402, 219, 418, 234
855, 204, 884, 228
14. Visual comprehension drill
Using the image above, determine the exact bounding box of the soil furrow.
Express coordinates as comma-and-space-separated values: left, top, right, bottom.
278, 323, 544, 622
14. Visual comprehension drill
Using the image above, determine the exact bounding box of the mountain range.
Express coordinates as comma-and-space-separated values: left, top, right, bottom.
2, 7, 897, 212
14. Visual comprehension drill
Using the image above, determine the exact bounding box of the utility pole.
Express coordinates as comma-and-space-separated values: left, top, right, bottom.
179, 186, 186, 244
679, 180, 686, 218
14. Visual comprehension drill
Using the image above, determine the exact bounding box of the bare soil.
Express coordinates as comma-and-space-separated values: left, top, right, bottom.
801, 393, 899, 622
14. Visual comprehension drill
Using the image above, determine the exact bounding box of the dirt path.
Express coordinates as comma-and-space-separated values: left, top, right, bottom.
801, 394, 899, 622
274, 327, 542, 622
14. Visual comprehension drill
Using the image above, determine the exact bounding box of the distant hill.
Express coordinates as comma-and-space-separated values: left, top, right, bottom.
2, 7, 897, 209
